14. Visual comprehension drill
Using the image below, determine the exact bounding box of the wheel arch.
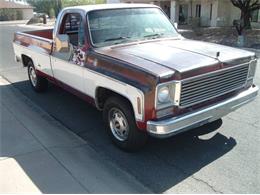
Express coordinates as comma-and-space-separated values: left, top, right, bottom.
95, 86, 144, 123
21, 54, 33, 67
95, 87, 132, 110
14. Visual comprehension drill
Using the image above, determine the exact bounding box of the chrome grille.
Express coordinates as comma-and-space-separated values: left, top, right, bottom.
180, 64, 249, 107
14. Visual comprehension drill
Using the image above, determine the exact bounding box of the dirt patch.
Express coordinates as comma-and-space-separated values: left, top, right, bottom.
180, 27, 260, 49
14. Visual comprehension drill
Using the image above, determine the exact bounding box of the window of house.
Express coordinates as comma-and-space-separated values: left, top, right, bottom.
251, 10, 259, 22
195, 4, 201, 17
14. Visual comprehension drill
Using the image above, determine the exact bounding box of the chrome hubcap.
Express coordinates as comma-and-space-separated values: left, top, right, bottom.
109, 108, 129, 141
29, 66, 37, 87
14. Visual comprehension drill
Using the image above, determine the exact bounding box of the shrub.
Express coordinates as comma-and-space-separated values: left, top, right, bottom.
0, 8, 23, 21
49, 8, 55, 18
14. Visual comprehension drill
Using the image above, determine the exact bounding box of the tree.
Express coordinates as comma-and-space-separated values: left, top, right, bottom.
231, 0, 260, 35
27, 0, 62, 17
49, 8, 56, 18
27, 0, 105, 17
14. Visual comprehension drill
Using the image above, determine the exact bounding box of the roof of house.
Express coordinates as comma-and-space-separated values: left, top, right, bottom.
62, 3, 158, 13
0, 1, 34, 9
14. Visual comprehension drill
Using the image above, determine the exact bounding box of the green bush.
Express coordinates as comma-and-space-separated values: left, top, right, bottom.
49, 8, 56, 18
16, 10, 23, 20
0, 9, 24, 21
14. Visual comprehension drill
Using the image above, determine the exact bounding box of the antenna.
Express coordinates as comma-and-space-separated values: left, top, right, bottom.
216, 51, 220, 59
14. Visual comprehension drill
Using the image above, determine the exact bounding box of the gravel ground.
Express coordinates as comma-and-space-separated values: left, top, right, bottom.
180, 26, 260, 49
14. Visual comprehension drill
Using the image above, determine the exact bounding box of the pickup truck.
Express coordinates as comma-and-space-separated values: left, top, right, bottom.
13, 4, 258, 151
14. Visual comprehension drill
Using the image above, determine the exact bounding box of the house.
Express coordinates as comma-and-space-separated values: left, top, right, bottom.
107, 0, 260, 28
0, 0, 33, 20
5, 0, 29, 5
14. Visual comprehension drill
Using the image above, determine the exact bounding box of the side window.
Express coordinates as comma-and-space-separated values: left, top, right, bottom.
60, 13, 85, 47
54, 13, 86, 64
78, 19, 85, 47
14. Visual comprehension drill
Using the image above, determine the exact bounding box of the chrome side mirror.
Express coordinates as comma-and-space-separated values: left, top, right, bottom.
54, 34, 73, 61
55, 34, 71, 53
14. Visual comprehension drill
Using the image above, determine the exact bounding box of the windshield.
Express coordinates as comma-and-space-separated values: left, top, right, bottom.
88, 8, 179, 47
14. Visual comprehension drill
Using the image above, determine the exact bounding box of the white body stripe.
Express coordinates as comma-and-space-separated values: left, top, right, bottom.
13, 42, 145, 121
51, 56, 85, 93
13, 43, 53, 76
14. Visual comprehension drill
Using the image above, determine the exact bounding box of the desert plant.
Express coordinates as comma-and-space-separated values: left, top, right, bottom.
231, 0, 260, 35
49, 8, 56, 18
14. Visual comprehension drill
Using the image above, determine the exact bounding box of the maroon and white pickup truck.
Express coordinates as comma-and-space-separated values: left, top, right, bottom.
13, 4, 258, 151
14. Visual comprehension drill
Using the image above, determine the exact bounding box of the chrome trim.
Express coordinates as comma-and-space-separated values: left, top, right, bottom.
147, 85, 258, 138
16, 31, 53, 44
181, 61, 250, 83
155, 80, 181, 110
248, 59, 257, 79
179, 63, 250, 108
14, 43, 51, 57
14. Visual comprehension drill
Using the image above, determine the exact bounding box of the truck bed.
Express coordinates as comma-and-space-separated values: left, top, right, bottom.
13, 29, 53, 55
13, 29, 54, 76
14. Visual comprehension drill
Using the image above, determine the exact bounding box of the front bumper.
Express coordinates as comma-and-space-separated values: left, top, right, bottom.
147, 85, 259, 138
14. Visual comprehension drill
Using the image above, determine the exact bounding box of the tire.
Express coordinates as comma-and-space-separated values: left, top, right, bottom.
103, 96, 147, 152
27, 61, 48, 92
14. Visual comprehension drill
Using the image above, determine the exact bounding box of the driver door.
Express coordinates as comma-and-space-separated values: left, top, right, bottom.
51, 12, 86, 93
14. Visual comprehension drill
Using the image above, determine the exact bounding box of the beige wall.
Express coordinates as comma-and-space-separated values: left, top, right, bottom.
170, 0, 178, 22
184, 0, 241, 27
200, 0, 211, 26
228, 2, 240, 26
210, 0, 218, 26
216, 0, 240, 26
108, 0, 245, 27
22, 9, 33, 20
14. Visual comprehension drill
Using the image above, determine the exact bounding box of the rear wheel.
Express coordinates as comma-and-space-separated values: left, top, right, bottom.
103, 96, 147, 152
27, 61, 48, 92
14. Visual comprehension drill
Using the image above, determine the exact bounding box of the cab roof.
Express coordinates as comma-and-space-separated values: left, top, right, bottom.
62, 3, 159, 13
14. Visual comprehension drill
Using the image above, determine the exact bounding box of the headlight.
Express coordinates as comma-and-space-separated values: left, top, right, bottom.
155, 81, 181, 111
158, 87, 170, 103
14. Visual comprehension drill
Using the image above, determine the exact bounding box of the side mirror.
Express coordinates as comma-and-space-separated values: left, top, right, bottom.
54, 34, 73, 61
55, 34, 71, 53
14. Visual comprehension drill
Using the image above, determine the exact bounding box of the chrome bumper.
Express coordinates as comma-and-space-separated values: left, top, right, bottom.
147, 86, 259, 138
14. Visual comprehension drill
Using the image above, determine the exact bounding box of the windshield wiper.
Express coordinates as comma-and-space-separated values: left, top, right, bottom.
143, 33, 164, 39
104, 36, 129, 42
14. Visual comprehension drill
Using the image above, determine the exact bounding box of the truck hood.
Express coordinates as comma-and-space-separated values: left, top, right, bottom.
95, 39, 255, 77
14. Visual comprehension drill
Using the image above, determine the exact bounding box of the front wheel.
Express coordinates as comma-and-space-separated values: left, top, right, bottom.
27, 61, 48, 92
103, 96, 147, 152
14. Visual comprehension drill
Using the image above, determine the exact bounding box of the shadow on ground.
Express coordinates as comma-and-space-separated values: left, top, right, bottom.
6, 80, 237, 193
